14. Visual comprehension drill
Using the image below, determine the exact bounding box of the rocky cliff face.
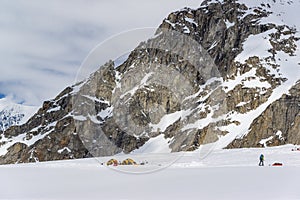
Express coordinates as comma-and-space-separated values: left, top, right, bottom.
0, 0, 299, 164
0, 87, 90, 164
228, 81, 300, 148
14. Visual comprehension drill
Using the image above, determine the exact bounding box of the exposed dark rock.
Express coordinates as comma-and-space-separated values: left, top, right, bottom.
228, 81, 300, 148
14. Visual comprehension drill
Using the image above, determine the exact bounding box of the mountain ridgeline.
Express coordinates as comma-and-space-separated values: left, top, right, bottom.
0, 0, 299, 164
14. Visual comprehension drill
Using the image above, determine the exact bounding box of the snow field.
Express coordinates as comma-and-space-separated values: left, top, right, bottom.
1, 145, 300, 200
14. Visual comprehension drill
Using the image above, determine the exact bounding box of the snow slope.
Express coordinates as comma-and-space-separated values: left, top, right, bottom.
213, 0, 300, 148
0, 145, 300, 200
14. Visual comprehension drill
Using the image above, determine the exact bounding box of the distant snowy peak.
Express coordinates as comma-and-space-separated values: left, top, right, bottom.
0, 98, 37, 131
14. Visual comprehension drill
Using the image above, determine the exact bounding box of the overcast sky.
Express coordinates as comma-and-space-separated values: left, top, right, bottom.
0, 0, 201, 106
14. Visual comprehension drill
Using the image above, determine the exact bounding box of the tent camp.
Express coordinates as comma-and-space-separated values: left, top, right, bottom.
106, 159, 118, 166
121, 158, 137, 165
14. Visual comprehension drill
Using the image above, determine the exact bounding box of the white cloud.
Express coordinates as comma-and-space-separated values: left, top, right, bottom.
0, 0, 201, 106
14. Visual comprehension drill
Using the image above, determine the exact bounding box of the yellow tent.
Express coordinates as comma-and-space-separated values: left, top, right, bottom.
121, 158, 137, 165
106, 159, 118, 166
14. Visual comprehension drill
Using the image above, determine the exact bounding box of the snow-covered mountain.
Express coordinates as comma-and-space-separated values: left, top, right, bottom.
0, 0, 299, 164
0, 98, 37, 132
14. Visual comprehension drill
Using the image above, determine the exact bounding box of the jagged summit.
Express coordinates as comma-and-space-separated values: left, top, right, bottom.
0, 0, 299, 164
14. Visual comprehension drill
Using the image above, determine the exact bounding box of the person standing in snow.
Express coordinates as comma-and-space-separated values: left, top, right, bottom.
259, 154, 264, 166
